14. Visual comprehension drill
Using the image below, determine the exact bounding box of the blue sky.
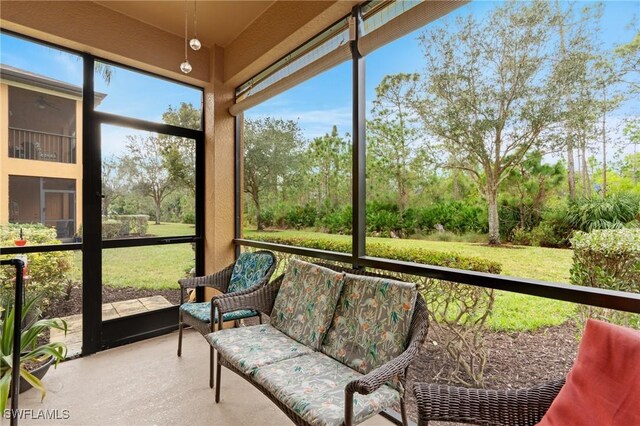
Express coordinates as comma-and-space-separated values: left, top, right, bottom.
248, 1, 639, 141
1, 1, 638, 156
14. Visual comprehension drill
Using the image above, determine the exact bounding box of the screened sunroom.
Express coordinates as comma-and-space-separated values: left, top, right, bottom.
0, 1, 638, 425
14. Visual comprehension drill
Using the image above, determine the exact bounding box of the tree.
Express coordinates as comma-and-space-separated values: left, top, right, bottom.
615, 32, 640, 93
101, 155, 126, 216
417, 0, 559, 245
551, 1, 604, 199
593, 56, 625, 197
307, 125, 350, 207
121, 135, 174, 224
502, 152, 565, 229
623, 119, 640, 185
160, 102, 201, 194
368, 73, 422, 213
243, 117, 303, 230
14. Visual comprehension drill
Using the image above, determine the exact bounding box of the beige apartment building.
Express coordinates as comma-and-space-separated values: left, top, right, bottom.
0, 65, 104, 239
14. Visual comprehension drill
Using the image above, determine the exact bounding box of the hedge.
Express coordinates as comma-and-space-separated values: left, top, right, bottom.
247, 234, 502, 274
570, 228, 640, 292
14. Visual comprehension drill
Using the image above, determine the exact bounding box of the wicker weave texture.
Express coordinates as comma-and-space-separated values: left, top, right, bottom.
413, 379, 565, 426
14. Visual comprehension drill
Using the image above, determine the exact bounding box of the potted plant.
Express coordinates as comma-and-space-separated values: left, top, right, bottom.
14, 228, 26, 247
0, 294, 67, 412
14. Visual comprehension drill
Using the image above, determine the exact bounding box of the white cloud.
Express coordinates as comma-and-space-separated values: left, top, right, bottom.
247, 106, 352, 139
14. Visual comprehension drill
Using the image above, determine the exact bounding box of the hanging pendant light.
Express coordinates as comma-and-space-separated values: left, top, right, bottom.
189, 1, 201, 51
180, 0, 192, 74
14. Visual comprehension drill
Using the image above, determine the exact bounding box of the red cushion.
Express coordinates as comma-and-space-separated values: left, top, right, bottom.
537, 319, 640, 426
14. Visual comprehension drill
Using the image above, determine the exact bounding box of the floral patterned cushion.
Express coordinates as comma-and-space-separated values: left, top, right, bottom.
227, 252, 275, 293
180, 302, 257, 323
206, 324, 314, 376
270, 260, 345, 349
253, 352, 400, 426
321, 274, 417, 384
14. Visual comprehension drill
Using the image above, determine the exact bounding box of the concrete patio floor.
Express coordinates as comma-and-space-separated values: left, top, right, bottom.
19, 329, 394, 425
49, 296, 174, 357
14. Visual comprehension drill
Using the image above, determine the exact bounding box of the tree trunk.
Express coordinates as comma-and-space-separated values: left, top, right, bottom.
453, 170, 460, 200
486, 186, 500, 246
567, 141, 576, 200
581, 140, 591, 196
255, 200, 263, 231
154, 200, 161, 225
556, 0, 576, 200
602, 86, 607, 198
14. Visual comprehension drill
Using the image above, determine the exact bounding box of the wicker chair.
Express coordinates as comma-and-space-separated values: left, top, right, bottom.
176, 250, 276, 388
211, 263, 430, 426
413, 378, 566, 426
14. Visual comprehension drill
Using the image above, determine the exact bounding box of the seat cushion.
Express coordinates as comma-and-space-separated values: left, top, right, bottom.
206, 324, 314, 376
253, 352, 400, 426
538, 319, 640, 426
321, 274, 417, 383
180, 302, 257, 323
270, 260, 345, 349
227, 252, 275, 293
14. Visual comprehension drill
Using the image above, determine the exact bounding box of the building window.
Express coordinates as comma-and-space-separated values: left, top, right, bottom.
9, 176, 77, 240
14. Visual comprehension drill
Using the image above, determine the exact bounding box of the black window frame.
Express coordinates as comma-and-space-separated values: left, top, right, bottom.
232, 4, 640, 315
0, 29, 206, 354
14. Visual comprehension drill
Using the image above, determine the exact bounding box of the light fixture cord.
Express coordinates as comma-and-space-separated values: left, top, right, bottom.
194, 1, 198, 39
184, 0, 188, 60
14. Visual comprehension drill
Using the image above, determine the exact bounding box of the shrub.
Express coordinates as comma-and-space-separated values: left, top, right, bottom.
101, 220, 123, 239
108, 215, 149, 236
570, 229, 640, 328
248, 234, 501, 274
570, 229, 640, 292
510, 227, 532, 246
416, 202, 486, 235
318, 205, 352, 234
0, 224, 73, 304
566, 195, 639, 232
258, 209, 274, 228
531, 206, 573, 248
281, 205, 317, 229
182, 211, 196, 225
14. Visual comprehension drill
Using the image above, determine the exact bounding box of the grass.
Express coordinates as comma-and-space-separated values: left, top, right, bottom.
72, 222, 195, 290
244, 229, 577, 332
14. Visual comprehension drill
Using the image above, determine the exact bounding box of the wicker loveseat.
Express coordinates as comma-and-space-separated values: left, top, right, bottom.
206, 259, 429, 426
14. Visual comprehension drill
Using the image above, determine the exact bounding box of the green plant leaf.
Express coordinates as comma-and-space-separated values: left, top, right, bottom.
20, 367, 46, 402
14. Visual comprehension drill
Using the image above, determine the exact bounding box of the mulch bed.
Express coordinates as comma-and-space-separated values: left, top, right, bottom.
42, 285, 180, 319
402, 322, 580, 423
43, 286, 579, 424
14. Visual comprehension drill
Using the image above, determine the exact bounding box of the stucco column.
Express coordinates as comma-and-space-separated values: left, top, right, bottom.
0, 84, 9, 225
204, 45, 235, 300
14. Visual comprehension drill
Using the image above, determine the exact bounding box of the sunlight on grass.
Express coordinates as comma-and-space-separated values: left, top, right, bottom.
72, 223, 195, 290
488, 292, 576, 332
147, 222, 195, 238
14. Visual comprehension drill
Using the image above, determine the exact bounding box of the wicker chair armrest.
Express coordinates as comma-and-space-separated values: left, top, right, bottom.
413, 378, 566, 426
213, 274, 284, 316
178, 264, 234, 292
178, 264, 234, 305
345, 296, 430, 397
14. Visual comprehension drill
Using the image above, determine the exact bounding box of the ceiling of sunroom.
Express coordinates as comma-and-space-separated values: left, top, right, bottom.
94, 1, 276, 48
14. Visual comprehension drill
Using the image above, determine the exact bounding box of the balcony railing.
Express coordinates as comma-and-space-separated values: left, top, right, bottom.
8, 127, 76, 164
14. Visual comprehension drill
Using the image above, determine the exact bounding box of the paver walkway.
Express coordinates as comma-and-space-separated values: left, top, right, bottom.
50, 295, 173, 356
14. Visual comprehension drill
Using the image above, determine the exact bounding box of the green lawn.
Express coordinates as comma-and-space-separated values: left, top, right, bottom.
72, 222, 195, 290
71, 224, 577, 330
245, 229, 577, 331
